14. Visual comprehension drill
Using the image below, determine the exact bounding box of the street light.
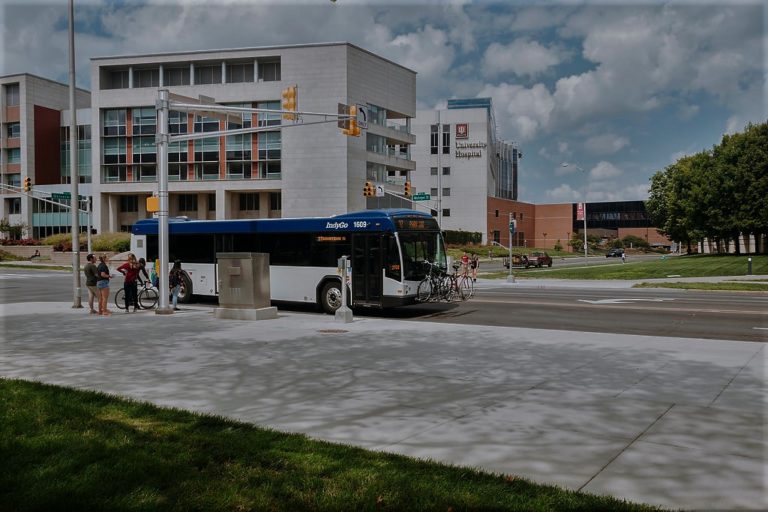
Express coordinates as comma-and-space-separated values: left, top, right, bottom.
561, 162, 588, 263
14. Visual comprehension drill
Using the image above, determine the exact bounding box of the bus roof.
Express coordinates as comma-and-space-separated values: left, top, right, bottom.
131, 209, 436, 235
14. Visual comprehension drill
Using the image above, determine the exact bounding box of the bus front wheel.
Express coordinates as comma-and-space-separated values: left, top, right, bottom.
320, 281, 343, 314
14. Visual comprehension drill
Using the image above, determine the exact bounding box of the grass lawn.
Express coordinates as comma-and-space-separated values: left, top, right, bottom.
633, 281, 768, 292
0, 379, 661, 512
483, 254, 767, 280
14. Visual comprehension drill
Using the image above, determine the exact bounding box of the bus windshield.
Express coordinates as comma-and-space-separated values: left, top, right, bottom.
399, 231, 446, 281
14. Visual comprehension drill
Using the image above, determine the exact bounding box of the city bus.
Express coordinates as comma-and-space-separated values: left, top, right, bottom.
130, 209, 447, 313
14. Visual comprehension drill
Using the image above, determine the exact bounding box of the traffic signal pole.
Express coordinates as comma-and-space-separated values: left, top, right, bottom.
156, 89, 171, 314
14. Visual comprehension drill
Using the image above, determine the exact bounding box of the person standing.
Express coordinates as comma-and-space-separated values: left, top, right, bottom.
96, 254, 112, 316
621, 251, 626, 264
470, 253, 479, 282
169, 260, 183, 311
118, 254, 142, 312
460, 252, 470, 277
83, 253, 99, 314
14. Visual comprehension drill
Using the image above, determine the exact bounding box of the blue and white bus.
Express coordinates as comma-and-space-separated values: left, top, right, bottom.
130, 209, 447, 313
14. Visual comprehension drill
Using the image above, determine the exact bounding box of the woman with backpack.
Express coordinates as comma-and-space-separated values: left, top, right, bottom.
169, 260, 183, 311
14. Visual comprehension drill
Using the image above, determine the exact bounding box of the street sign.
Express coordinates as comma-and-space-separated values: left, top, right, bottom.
375, 185, 385, 197
412, 192, 430, 201
51, 192, 71, 200
577, 202, 584, 221
355, 104, 368, 129
509, 221, 516, 234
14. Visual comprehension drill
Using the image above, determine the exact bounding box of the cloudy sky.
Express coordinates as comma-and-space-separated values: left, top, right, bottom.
1, 0, 765, 204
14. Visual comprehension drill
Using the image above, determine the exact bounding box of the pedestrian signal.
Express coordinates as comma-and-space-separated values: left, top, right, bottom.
281, 85, 297, 120
23, 177, 32, 192
363, 181, 375, 197
404, 181, 412, 197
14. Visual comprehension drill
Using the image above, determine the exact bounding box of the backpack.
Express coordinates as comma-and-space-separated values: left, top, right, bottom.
169, 271, 180, 287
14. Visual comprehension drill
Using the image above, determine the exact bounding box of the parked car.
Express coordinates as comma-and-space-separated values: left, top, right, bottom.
526, 251, 553, 268
606, 248, 625, 258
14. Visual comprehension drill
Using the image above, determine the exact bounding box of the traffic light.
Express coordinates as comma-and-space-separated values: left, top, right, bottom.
404, 181, 412, 197
342, 104, 360, 137
281, 85, 297, 120
363, 181, 374, 197
23, 177, 32, 192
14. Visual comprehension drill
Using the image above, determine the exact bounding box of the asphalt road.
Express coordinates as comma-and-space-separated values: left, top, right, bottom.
4, 267, 766, 342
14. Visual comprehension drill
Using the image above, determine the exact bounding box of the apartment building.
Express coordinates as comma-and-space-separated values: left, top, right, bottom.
90, 42, 416, 232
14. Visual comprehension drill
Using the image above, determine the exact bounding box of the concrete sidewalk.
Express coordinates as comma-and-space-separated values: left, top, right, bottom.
1, 302, 765, 510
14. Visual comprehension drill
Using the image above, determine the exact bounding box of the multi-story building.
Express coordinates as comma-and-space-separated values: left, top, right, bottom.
0, 74, 90, 238
410, 98, 520, 244
90, 42, 416, 232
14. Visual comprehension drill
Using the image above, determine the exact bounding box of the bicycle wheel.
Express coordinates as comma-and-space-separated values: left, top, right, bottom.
417, 278, 432, 302
114, 288, 126, 310
139, 287, 159, 309
457, 276, 471, 301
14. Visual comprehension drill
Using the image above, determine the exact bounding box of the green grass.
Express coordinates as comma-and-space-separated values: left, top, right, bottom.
448, 246, 577, 261
0, 379, 661, 512
0, 249, 25, 261
633, 281, 768, 291
483, 254, 767, 280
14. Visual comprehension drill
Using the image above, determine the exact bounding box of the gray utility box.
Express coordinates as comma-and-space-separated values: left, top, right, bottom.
216, 252, 271, 309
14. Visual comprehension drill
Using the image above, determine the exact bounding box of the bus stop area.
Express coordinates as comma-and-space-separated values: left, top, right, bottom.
1, 301, 765, 511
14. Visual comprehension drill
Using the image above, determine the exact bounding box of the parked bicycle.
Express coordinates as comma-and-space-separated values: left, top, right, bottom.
115, 280, 159, 310
416, 261, 472, 303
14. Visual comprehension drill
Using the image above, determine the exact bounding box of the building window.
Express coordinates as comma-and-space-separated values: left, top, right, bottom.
194, 65, 222, 85
258, 131, 281, 175
8, 197, 21, 215
443, 209, 451, 217
443, 166, 450, 175
257, 101, 281, 127
208, 194, 216, 211
105, 70, 129, 89
226, 133, 252, 162
164, 67, 190, 86
430, 124, 438, 154
269, 192, 281, 211
169, 111, 188, 135
194, 137, 219, 162
7, 123, 20, 139
493, 231, 500, 244
520, 213, 524, 220
258, 161, 281, 179
442, 188, 450, 197
226, 161, 251, 180
194, 162, 219, 180
194, 114, 219, 133
134, 68, 159, 88
239, 192, 259, 211
133, 136, 156, 164
442, 124, 450, 154
103, 166, 127, 183
430, 187, 438, 196
7, 148, 20, 164
132, 107, 156, 135
169, 163, 187, 181
120, 195, 138, 212
5, 83, 20, 106
178, 194, 198, 212
226, 63, 254, 83
103, 109, 127, 137
430, 167, 438, 176
135, 164, 157, 182
258, 60, 281, 82
495, 209, 499, 218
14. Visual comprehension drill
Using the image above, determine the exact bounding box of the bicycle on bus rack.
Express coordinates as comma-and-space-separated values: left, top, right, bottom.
115, 280, 160, 311
416, 261, 472, 303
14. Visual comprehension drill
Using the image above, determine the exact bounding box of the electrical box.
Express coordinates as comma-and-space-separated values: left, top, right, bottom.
216, 252, 270, 309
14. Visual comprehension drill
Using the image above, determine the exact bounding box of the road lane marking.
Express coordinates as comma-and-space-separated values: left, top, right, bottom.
469, 297, 768, 315
754, 327, 768, 330
578, 298, 676, 304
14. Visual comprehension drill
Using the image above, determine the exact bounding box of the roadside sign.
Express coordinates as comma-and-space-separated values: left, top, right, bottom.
51, 192, 71, 200
412, 192, 430, 201
509, 222, 515, 234
375, 185, 385, 197
355, 104, 368, 129
577, 202, 584, 221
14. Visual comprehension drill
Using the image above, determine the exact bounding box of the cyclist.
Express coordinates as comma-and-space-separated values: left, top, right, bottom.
137, 257, 151, 286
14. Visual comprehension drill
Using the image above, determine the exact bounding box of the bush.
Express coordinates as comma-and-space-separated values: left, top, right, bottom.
443, 230, 482, 245
611, 239, 625, 249
41, 232, 131, 253
0, 238, 43, 246
553, 240, 563, 252
622, 234, 650, 250
0, 249, 25, 261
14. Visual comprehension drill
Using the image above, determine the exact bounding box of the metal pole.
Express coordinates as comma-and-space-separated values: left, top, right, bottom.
437, 109, 442, 229
156, 89, 172, 314
507, 213, 515, 283
68, 0, 81, 309
86, 197, 92, 254
583, 201, 588, 263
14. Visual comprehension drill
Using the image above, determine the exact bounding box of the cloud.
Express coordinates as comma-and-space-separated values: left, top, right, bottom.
481, 38, 567, 78
584, 182, 650, 202
478, 82, 554, 141
545, 183, 581, 201
584, 134, 629, 155
589, 161, 623, 179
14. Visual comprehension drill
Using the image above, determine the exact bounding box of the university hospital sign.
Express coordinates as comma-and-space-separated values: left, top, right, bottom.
454, 123, 486, 159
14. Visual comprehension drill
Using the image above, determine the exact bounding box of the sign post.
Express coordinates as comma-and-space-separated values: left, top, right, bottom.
577, 202, 588, 263
507, 215, 516, 283
335, 256, 353, 323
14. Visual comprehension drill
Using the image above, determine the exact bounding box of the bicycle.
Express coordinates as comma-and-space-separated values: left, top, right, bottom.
114, 280, 159, 311
416, 261, 446, 302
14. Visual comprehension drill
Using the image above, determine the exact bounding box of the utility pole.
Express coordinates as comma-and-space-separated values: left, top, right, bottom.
156, 89, 171, 314
68, 0, 81, 308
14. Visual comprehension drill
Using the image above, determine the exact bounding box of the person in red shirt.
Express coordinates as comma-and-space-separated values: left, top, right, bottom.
117, 253, 143, 312
460, 252, 470, 277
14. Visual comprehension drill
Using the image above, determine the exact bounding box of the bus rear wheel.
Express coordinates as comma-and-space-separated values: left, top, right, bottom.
320, 281, 343, 314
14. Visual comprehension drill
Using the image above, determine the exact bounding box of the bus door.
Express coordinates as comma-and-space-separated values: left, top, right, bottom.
352, 233, 383, 306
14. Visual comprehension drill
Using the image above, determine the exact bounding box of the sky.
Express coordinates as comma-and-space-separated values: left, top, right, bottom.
1, 0, 765, 204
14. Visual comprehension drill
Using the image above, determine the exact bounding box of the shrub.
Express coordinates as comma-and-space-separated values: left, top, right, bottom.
92, 233, 130, 252
622, 234, 650, 250
0, 249, 25, 261
553, 240, 563, 252
443, 230, 482, 245
0, 238, 43, 246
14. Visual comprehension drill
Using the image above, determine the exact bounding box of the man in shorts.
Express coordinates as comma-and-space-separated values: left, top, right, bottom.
83, 253, 99, 314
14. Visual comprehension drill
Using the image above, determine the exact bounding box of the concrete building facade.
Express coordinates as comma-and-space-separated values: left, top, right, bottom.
89, 42, 416, 232
410, 98, 520, 243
